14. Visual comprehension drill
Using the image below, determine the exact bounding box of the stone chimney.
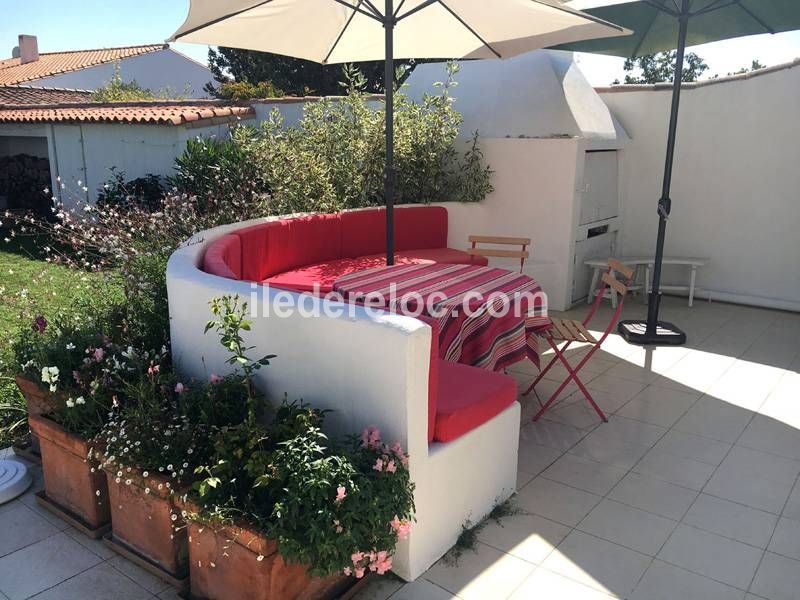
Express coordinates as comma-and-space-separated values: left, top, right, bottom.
18, 35, 39, 64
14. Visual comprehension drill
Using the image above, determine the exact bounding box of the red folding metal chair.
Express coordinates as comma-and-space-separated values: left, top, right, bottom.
524, 258, 635, 422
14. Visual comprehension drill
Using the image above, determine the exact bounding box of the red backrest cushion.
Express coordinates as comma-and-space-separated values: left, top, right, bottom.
233, 215, 343, 281
234, 223, 272, 281
395, 206, 448, 251
341, 206, 449, 258
340, 209, 386, 258
203, 234, 242, 280
417, 315, 440, 443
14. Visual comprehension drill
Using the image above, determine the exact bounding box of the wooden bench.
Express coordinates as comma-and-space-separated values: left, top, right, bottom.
585, 256, 709, 307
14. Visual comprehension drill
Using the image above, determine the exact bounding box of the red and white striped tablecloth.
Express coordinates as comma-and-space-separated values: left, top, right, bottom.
333, 263, 551, 371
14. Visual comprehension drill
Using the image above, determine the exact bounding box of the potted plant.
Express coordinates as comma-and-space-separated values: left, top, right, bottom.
94, 363, 252, 587
20, 319, 166, 537
181, 296, 415, 600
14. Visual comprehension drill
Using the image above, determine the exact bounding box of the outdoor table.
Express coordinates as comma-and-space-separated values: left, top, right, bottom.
333, 263, 551, 372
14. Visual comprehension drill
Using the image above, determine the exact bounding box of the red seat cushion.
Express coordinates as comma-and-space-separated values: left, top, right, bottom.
434, 360, 517, 443
203, 234, 242, 280
262, 254, 428, 293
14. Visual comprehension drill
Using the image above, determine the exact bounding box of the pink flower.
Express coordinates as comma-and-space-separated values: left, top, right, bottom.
72, 370, 81, 383
175, 382, 185, 394
361, 426, 381, 449
93, 347, 104, 361
373, 458, 384, 472
386, 460, 397, 473
335, 486, 346, 503
209, 373, 223, 385
333, 519, 343, 533
354, 567, 365, 579
391, 441, 403, 456
369, 551, 393, 575
343, 567, 352, 576
391, 516, 412, 540
148, 363, 159, 376
351, 552, 365, 565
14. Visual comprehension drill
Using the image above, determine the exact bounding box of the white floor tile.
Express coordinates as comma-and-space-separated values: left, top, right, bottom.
597, 416, 667, 447
515, 477, 601, 527
617, 386, 700, 428
716, 446, 800, 487
108, 555, 171, 595
767, 517, 800, 561
541, 453, 628, 496
0, 532, 102, 600
657, 524, 763, 590
738, 415, 800, 461
424, 542, 535, 600
26, 562, 152, 600
652, 430, 732, 466
577, 499, 677, 556
608, 472, 699, 520
476, 512, 569, 565
542, 531, 650, 598
630, 560, 745, 600
683, 494, 778, 549
516, 439, 563, 480
0, 503, 60, 558
569, 432, 651, 470
749, 552, 800, 600
634, 448, 717, 491
352, 574, 405, 600
673, 396, 754, 443
509, 567, 619, 600
520, 419, 586, 451
704, 469, 794, 515
391, 580, 458, 600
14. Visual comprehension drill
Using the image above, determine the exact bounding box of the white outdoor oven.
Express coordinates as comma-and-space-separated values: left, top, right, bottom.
406, 50, 629, 310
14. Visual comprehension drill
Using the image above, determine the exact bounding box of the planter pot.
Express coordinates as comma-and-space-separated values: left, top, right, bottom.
28, 413, 110, 537
14, 375, 58, 462
104, 468, 188, 586
186, 519, 351, 600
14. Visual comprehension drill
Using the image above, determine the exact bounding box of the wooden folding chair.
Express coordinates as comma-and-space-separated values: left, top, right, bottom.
467, 235, 531, 273
524, 258, 635, 422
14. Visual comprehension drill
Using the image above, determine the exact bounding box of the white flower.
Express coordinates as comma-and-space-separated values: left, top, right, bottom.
40, 366, 59, 384
65, 398, 75, 408
75, 396, 86, 405
66, 343, 76, 351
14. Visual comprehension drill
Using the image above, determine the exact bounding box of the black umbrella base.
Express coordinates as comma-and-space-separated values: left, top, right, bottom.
618, 320, 687, 346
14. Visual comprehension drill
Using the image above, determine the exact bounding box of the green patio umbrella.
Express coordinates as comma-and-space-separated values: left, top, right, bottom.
555, 0, 800, 346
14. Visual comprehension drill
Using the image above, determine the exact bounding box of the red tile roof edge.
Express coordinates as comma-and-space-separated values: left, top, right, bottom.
0, 101, 256, 127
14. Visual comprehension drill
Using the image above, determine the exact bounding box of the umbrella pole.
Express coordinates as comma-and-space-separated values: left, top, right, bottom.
384, 0, 396, 266
619, 0, 689, 346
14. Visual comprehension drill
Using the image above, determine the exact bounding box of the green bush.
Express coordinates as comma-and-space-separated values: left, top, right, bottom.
171, 62, 493, 214
97, 168, 166, 211
215, 80, 285, 100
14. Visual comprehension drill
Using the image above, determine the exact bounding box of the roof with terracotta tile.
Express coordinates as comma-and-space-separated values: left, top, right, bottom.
0, 85, 93, 105
0, 101, 256, 127
0, 45, 167, 86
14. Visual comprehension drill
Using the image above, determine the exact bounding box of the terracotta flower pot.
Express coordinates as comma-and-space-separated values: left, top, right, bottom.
28, 413, 110, 532
186, 518, 349, 600
15, 374, 58, 459
104, 467, 188, 580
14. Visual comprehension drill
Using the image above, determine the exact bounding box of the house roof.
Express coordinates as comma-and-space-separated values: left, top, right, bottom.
0, 101, 256, 127
0, 85, 92, 105
0, 44, 167, 86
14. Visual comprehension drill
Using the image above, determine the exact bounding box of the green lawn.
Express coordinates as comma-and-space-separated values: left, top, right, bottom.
0, 241, 107, 447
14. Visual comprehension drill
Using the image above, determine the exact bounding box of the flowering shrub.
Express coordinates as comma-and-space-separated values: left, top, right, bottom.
13, 310, 169, 437
190, 408, 415, 578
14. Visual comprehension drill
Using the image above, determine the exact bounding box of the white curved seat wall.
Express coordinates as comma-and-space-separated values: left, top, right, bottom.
166, 216, 520, 581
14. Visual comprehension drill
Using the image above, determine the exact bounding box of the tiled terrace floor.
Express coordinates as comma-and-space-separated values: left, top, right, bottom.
1, 297, 799, 599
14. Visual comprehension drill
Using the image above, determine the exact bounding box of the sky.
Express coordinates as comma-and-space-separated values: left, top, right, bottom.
3, 0, 800, 87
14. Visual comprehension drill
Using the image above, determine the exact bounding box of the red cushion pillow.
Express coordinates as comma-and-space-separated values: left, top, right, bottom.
434, 361, 517, 443
395, 206, 448, 251
340, 209, 386, 258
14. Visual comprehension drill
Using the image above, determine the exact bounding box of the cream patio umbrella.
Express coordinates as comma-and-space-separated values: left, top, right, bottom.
170, 0, 629, 264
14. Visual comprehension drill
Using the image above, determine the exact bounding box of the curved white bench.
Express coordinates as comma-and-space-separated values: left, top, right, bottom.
166, 215, 520, 581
